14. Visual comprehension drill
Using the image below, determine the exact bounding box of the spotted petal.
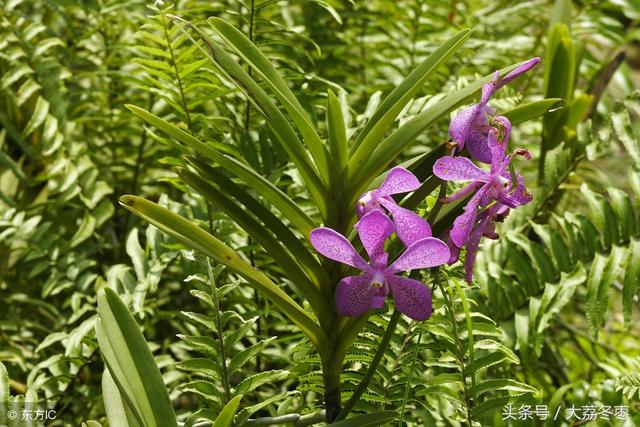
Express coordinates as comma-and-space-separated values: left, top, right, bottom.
387, 237, 450, 274
379, 198, 431, 247
355, 210, 394, 267
433, 156, 492, 183
310, 228, 368, 270
465, 130, 493, 164
335, 274, 380, 317
449, 104, 487, 150
377, 166, 421, 196
387, 275, 432, 321
463, 219, 486, 283
450, 188, 486, 247
496, 176, 532, 208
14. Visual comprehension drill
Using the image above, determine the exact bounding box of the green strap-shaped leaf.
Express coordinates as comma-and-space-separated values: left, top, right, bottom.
96, 288, 177, 427
212, 395, 243, 427
102, 369, 142, 427
172, 21, 331, 218
125, 105, 317, 235
502, 98, 564, 125
348, 28, 472, 168
348, 61, 529, 200
208, 17, 332, 186
118, 195, 329, 352
327, 89, 349, 179
185, 157, 331, 289
176, 167, 333, 325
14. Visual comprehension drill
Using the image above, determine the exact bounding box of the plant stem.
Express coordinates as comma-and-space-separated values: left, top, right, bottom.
398, 327, 422, 426
161, 9, 194, 133
336, 309, 401, 421
207, 258, 231, 403
323, 363, 342, 423
436, 275, 473, 427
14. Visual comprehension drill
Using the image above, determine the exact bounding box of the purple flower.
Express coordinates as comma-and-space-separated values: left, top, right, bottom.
356, 166, 432, 247
433, 129, 532, 249
446, 203, 506, 283
309, 210, 450, 320
449, 57, 540, 163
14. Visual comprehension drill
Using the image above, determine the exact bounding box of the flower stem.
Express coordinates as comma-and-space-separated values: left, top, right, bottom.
335, 309, 401, 421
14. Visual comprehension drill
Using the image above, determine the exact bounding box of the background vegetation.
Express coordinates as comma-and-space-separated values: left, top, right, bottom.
1, 0, 640, 425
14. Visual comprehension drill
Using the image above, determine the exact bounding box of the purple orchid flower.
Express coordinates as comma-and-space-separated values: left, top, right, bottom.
449, 57, 540, 163
309, 210, 450, 320
446, 203, 506, 283
433, 128, 532, 250
356, 166, 432, 247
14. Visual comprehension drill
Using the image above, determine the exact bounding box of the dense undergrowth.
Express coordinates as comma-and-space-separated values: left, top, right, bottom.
1, 0, 640, 426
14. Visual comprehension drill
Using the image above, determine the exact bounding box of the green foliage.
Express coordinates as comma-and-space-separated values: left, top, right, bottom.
2, 0, 640, 425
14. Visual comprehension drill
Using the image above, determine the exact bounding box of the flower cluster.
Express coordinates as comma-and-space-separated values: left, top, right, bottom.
434, 57, 540, 282
309, 58, 539, 321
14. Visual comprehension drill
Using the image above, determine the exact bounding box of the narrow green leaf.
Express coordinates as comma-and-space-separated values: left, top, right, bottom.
208, 17, 332, 184
502, 98, 564, 125
118, 196, 329, 352
475, 379, 539, 396
623, 240, 640, 326
96, 288, 177, 427
234, 370, 289, 395
22, 97, 49, 137
349, 29, 472, 169
586, 246, 626, 336
612, 104, 640, 169
327, 89, 349, 177
0, 361, 8, 403
177, 167, 332, 323
70, 214, 96, 248
184, 158, 330, 288
125, 105, 316, 235
212, 395, 243, 427
102, 369, 142, 427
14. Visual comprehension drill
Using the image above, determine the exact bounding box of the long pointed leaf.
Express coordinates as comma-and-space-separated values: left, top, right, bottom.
176, 167, 333, 324
185, 157, 330, 288
118, 195, 329, 352
96, 288, 177, 427
348, 29, 472, 169
208, 17, 332, 184
125, 105, 317, 236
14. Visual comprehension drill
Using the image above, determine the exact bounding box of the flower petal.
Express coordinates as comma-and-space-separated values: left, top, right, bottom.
498, 57, 541, 89
387, 275, 432, 321
496, 176, 532, 208
449, 105, 484, 150
355, 210, 394, 266
377, 166, 421, 196
387, 237, 450, 274
335, 274, 379, 317
310, 227, 368, 270
450, 188, 486, 247
433, 156, 492, 183
463, 220, 486, 283
466, 131, 493, 164
379, 198, 431, 247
